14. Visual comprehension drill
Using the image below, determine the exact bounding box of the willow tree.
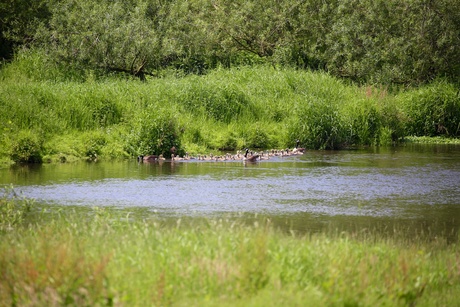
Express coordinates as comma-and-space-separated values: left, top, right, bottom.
34, 0, 170, 79
25, 0, 460, 84
159, 0, 221, 74
314, 0, 460, 84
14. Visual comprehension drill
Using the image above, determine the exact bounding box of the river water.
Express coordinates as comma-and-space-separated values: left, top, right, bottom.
2, 144, 460, 239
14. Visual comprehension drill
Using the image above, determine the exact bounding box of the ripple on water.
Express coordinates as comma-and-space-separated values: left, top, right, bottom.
17, 161, 460, 219
1, 145, 457, 219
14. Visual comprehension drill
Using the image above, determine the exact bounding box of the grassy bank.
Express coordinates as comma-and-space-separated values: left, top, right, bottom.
1, 189, 459, 306
404, 136, 460, 145
1, 59, 459, 165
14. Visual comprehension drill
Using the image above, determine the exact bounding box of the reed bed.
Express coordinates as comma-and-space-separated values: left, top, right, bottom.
1, 191, 459, 306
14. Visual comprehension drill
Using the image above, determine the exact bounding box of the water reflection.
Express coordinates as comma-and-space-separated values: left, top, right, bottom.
1, 145, 460, 239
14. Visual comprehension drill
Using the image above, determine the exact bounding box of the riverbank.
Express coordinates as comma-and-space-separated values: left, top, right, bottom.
404, 136, 460, 144
1, 64, 459, 166
1, 191, 459, 306
1, 136, 459, 169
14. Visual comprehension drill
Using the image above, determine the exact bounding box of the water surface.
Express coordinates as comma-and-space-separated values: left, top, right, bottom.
2, 144, 460, 239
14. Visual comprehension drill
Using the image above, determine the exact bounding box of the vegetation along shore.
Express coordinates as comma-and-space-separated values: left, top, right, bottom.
1, 0, 459, 166
1, 64, 459, 166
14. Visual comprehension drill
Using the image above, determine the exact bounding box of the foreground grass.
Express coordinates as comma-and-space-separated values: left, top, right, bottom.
1, 192, 459, 306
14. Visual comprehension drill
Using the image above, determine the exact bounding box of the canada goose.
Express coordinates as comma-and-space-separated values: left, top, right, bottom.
260, 151, 270, 160
138, 155, 159, 162
184, 152, 192, 160
293, 140, 305, 154
243, 148, 260, 162
171, 154, 184, 161
205, 153, 213, 161
235, 150, 242, 160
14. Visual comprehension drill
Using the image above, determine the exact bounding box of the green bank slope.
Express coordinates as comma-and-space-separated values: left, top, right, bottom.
1, 62, 459, 165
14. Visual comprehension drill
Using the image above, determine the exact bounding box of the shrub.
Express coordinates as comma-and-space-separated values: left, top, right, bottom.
91, 98, 123, 128
378, 126, 395, 146
125, 109, 184, 158
378, 99, 405, 143
242, 123, 275, 149
81, 131, 108, 160
341, 99, 382, 146
9, 130, 44, 163
215, 131, 238, 151
177, 79, 256, 123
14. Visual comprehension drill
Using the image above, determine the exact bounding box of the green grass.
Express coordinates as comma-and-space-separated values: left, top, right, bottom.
404, 136, 460, 145
1, 190, 459, 306
1, 57, 459, 164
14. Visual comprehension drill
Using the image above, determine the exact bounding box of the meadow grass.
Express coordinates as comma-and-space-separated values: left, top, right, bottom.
1, 191, 459, 306
1, 60, 459, 164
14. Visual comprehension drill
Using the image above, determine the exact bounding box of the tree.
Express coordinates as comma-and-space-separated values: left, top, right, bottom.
34, 0, 171, 78
0, 0, 51, 60
314, 0, 460, 85
22, 0, 460, 84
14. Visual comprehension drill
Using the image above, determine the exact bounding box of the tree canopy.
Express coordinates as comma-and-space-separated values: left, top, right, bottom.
2, 0, 459, 85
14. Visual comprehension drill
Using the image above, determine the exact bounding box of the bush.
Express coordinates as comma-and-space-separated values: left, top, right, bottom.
9, 130, 44, 163
91, 98, 123, 128
215, 131, 239, 151
177, 80, 256, 123
378, 126, 395, 146
378, 99, 405, 143
242, 123, 276, 149
81, 131, 108, 160
125, 109, 184, 158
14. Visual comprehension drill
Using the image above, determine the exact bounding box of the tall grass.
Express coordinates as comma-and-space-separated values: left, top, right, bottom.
1, 57, 458, 164
397, 80, 460, 137
0, 192, 459, 306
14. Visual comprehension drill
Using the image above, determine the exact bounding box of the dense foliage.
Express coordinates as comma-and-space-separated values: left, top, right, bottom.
2, 0, 459, 84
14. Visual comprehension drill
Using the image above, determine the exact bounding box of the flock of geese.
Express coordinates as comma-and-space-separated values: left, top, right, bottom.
138, 141, 305, 163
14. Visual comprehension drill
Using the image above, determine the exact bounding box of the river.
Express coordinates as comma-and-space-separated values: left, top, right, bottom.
2, 144, 460, 240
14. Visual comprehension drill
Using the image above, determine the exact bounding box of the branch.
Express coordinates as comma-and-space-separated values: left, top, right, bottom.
220, 26, 264, 57
102, 65, 156, 79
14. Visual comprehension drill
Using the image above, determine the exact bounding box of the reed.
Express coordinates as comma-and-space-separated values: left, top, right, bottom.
0, 191, 459, 306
